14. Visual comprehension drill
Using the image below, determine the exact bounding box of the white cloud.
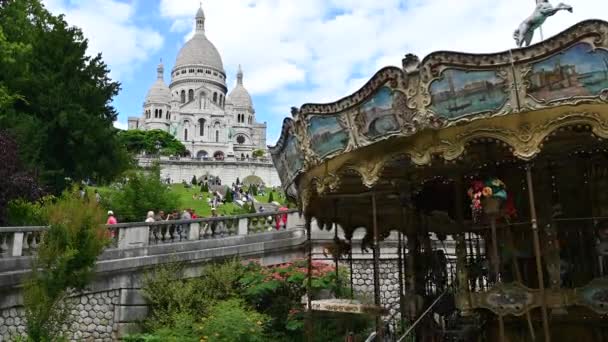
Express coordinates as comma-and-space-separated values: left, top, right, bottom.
158, 0, 608, 127
42, 0, 164, 81
113, 120, 128, 130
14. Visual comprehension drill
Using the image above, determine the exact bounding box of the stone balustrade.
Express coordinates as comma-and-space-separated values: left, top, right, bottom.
0, 210, 299, 259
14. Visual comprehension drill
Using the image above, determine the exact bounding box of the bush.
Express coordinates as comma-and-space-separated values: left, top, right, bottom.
104, 164, 181, 222
268, 192, 274, 203
252, 149, 265, 158
6, 196, 53, 226
141, 262, 209, 331
191, 175, 197, 185
198, 299, 269, 342
24, 189, 110, 341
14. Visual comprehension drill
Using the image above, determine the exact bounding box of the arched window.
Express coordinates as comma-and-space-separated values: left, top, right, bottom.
166, 111, 170, 120
213, 92, 217, 103
184, 128, 188, 141
180, 90, 186, 103
215, 130, 219, 142
219, 95, 223, 107
188, 89, 194, 102
198, 118, 205, 136
159, 109, 163, 118
153, 109, 158, 118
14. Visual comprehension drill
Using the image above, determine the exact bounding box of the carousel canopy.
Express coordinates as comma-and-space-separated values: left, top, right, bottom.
269, 20, 608, 230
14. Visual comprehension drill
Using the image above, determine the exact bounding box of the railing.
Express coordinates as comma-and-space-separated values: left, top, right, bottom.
0, 210, 300, 258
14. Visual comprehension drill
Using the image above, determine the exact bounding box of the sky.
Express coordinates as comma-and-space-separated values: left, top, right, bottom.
40, 0, 608, 145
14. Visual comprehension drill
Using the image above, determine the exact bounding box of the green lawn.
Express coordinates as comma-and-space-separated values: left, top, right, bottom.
90, 183, 287, 219
168, 184, 243, 217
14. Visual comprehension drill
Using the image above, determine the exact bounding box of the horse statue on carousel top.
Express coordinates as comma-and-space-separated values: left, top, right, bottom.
514, 0, 573, 47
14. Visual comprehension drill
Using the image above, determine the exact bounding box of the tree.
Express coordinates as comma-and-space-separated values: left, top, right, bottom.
118, 129, 186, 157
24, 190, 110, 341
104, 164, 181, 222
0, 130, 43, 224
235, 177, 240, 185
0, 0, 131, 192
224, 187, 233, 203
252, 149, 265, 158
191, 175, 197, 185
268, 192, 274, 203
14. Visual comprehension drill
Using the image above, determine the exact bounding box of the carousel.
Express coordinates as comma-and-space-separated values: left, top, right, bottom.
270, 19, 608, 342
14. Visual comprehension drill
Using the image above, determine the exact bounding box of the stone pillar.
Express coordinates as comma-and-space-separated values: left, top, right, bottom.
114, 288, 148, 338
238, 218, 248, 235
8, 232, 24, 257
286, 212, 302, 229
118, 226, 149, 249
188, 222, 200, 240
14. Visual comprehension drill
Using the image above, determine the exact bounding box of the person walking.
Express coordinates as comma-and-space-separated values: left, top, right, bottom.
145, 211, 155, 223
106, 211, 117, 225
94, 189, 101, 203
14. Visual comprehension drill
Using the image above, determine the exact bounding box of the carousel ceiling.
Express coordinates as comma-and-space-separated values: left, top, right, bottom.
269, 20, 608, 211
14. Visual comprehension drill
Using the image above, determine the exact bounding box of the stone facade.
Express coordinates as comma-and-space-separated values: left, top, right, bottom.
0, 290, 120, 342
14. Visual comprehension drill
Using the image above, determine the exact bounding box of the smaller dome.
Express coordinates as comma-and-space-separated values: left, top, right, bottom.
145, 62, 171, 104
227, 65, 253, 108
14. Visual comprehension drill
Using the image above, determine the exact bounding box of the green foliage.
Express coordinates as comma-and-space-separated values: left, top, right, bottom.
248, 202, 257, 214
198, 299, 269, 342
268, 192, 274, 203
200, 182, 209, 193
191, 175, 197, 185
224, 187, 233, 203
24, 189, 109, 341
103, 164, 180, 222
118, 129, 186, 157
250, 184, 259, 196
6, 195, 53, 226
0, 0, 131, 192
140, 262, 209, 331
252, 149, 265, 158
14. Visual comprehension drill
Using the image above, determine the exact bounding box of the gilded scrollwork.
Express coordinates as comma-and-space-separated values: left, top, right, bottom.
575, 277, 608, 315
477, 282, 539, 316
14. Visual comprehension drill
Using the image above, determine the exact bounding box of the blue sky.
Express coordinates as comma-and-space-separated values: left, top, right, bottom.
41, 0, 607, 145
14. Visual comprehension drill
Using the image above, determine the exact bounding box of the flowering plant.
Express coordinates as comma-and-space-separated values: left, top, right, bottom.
468, 178, 508, 220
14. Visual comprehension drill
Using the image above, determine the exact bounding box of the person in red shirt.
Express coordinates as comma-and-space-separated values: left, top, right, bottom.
190, 209, 197, 219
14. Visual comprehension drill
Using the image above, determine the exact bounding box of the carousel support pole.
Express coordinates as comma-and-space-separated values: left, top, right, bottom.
490, 216, 505, 342
334, 222, 340, 296
372, 193, 384, 339
305, 217, 314, 342
507, 225, 536, 341
526, 165, 552, 342
397, 228, 406, 332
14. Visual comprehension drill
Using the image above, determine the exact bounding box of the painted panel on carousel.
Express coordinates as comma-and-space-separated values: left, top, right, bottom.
307, 115, 349, 158
283, 135, 304, 180
429, 69, 508, 120
355, 86, 400, 140
527, 42, 608, 103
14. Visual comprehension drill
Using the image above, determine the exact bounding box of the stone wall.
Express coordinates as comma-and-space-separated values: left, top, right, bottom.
138, 157, 281, 187
348, 259, 402, 322
0, 290, 120, 342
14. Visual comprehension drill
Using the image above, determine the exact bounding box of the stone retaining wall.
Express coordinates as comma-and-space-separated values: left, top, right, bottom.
348, 260, 402, 321
0, 290, 120, 342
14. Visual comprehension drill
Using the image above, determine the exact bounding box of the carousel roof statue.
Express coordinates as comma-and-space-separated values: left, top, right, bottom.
514, 0, 573, 47
270, 17, 608, 342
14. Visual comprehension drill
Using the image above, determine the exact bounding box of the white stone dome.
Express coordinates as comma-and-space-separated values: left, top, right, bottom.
227, 65, 253, 108
146, 63, 171, 104
174, 7, 224, 71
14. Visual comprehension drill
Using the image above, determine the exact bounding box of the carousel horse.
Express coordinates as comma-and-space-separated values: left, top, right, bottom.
514, 0, 572, 47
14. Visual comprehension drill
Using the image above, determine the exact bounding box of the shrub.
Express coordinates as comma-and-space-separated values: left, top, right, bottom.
268, 192, 274, 203
24, 189, 110, 341
103, 164, 180, 222
191, 175, 197, 185
6, 196, 53, 226
198, 299, 269, 342
140, 262, 209, 331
